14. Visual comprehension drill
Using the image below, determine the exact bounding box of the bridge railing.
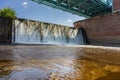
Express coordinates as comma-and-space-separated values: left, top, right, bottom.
100, 0, 112, 7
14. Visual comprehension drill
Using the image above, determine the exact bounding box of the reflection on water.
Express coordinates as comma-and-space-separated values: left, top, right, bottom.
0, 45, 120, 80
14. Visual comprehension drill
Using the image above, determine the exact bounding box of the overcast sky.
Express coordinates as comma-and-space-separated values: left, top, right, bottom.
0, 0, 85, 26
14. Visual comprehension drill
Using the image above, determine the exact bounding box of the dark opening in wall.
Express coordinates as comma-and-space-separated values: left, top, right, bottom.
79, 28, 89, 45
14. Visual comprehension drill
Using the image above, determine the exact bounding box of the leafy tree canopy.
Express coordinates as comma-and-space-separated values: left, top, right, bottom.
0, 7, 16, 18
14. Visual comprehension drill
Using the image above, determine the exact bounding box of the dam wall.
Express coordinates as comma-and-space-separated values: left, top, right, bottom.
0, 17, 85, 45
74, 11, 120, 46
12, 18, 84, 45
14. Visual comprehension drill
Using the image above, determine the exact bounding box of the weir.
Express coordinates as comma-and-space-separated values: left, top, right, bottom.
12, 18, 85, 45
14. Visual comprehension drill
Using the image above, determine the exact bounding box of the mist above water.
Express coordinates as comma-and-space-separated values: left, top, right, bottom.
13, 19, 84, 45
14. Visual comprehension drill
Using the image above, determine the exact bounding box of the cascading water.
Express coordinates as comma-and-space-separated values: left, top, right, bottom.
13, 19, 85, 45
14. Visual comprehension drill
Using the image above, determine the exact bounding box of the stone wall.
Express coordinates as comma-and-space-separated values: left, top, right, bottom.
74, 11, 120, 46
0, 17, 12, 43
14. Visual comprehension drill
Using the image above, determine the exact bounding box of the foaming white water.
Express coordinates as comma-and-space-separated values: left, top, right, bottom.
13, 19, 84, 45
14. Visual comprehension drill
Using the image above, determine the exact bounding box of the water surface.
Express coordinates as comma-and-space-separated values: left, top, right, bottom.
0, 45, 120, 80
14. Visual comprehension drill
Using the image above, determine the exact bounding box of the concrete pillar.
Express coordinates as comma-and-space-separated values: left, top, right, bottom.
0, 17, 12, 44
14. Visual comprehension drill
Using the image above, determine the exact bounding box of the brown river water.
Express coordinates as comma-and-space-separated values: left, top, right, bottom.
0, 45, 120, 80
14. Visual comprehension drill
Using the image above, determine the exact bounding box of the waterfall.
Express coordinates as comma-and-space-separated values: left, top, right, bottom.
13, 19, 84, 45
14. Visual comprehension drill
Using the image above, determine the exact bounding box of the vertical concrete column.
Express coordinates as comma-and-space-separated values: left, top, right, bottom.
0, 17, 12, 44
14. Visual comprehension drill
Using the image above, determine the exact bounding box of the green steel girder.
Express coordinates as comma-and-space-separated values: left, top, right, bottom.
31, 0, 112, 18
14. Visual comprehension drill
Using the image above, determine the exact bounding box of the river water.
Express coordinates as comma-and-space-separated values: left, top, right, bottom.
0, 45, 120, 80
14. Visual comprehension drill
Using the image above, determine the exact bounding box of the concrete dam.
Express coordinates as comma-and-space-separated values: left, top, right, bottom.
0, 17, 85, 45
13, 19, 84, 45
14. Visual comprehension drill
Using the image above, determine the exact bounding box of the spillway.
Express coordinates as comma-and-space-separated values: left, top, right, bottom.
12, 19, 85, 45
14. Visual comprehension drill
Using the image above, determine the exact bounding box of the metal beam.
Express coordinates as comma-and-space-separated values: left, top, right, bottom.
31, 0, 90, 18
91, 0, 110, 9
31, 0, 112, 18
74, 0, 89, 7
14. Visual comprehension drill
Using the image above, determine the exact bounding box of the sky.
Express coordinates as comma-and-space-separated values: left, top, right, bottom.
0, 0, 85, 26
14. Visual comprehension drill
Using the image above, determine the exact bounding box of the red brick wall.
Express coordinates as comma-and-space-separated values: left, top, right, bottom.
113, 0, 120, 11
74, 11, 120, 46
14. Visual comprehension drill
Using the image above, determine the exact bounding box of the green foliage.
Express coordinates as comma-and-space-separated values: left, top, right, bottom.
0, 7, 16, 18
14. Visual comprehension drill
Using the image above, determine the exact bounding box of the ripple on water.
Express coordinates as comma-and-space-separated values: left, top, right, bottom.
0, 45, 120, 80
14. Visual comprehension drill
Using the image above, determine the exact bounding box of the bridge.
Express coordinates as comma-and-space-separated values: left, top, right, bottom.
31, 0, 112, 18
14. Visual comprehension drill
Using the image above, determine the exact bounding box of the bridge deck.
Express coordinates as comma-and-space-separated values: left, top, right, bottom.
31, 0, 112, 18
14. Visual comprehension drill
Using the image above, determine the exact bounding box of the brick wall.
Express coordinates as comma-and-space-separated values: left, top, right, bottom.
0, 17, 12, 43
113, 0, 120, 11
74, 11, 120, 46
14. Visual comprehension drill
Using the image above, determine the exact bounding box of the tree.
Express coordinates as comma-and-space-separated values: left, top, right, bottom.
0, 7, 16, 18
